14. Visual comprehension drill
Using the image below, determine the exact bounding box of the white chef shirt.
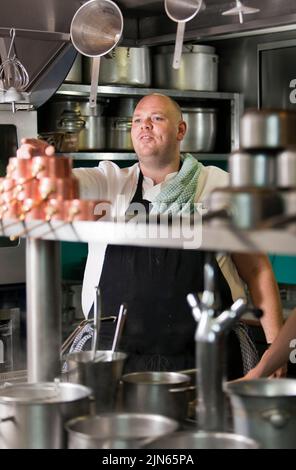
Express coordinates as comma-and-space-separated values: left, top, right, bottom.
73, 160, 246, 317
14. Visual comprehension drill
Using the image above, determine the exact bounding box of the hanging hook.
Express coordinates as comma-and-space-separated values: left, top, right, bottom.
7, 28, 16, 59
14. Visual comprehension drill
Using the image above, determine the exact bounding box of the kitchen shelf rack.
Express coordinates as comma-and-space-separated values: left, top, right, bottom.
1, 219, 295, 255
55, 84, 243, 158
66, 152, 229, 161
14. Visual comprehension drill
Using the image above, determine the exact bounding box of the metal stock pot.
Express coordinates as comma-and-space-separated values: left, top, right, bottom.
84, 46, 151, 86
181, 107, 217, 152
153, 44, 218, 91
0, 382, 92, 449
66, 413, 178, 449
121, 371, 194, 421
226, 379, 296, 449
145, 430, 259, 449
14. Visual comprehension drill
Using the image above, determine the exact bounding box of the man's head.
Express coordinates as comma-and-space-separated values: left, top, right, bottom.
131, 94, 186, 169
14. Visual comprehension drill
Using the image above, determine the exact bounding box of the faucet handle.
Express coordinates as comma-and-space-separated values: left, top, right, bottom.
187, 293, 202, 322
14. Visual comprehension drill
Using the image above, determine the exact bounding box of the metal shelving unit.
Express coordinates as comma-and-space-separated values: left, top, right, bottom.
55, 83, 243, 160
65, 152, 230, 162
1, 219, 295, 255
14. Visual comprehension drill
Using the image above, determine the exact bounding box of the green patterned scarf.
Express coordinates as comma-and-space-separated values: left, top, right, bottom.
150, 153, 203, 215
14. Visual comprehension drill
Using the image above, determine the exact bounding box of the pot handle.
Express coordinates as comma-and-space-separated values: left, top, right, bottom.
169, 385, 196, 393
262, 409, 290, 428
0, 416, 15, 423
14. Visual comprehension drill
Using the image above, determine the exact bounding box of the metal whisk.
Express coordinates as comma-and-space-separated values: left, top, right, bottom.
0, 28, 29, 91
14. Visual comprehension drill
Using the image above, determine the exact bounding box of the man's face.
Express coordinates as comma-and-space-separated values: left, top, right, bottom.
131, 95, 186, 165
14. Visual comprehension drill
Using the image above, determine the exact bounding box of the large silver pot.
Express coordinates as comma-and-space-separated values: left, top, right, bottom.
107, 116, 133, 150
84, 46, 151, 86
39, 99, 106, 150
79, 115, 106, 150
240, 109, 296, 150
0, 382, 92, 449
153, 44, 218, 91
121, 371, 194, 421
64, 350, 127, 413
66, 413, 178, 449
181, 107, 217, 153
145, 430, 259, 449
226, 379, 296, 449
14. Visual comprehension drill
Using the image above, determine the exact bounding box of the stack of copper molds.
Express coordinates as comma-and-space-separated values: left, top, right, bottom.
0, 156, 107, 234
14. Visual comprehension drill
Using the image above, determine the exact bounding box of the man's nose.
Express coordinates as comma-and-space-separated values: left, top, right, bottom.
141, 118, 152, 129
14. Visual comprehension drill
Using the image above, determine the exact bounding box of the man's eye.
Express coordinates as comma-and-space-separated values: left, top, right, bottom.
153, 116, 164, 121
133, 119, 141, 124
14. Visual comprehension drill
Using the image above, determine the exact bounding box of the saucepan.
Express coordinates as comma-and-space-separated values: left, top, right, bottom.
70, 0, 123, 114
144, 430, 259, 449
66, 412, 178, 449
121, 371, 196, 421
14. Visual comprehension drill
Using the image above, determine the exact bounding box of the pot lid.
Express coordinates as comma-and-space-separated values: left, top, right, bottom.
181, 107, 217, 113
155, 44, 216, 55
0, 382, 91, 403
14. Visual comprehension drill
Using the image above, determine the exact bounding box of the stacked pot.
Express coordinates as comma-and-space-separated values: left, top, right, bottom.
207, 109, 296, 229
38, 99, 107, 151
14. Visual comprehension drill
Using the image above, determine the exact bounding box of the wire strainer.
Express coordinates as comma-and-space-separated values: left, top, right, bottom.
0, 28, 29, 92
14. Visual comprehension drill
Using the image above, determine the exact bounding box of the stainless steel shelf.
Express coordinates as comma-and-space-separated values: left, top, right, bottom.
66, 152, 229, 161
57, 84, 241, 101
1, 219, 295, 255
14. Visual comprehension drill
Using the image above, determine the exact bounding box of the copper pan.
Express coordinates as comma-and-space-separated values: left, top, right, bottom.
64, 199, 110, 221
39, 176, 79, 200
32, 156, 72, 179
7, 157, 32, 179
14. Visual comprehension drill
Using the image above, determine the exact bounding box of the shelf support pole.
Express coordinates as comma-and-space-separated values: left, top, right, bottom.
26, 238, 61, 382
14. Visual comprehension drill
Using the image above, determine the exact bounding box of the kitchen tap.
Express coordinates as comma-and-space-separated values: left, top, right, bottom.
187, 253, 262, 432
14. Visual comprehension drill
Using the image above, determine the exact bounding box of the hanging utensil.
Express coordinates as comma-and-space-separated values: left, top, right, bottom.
111, 303, 127, 353
0, 28, 29, 92
70, 0, 123, 115
91, 285, 101, 361
222, 0, 260, 24
164, 0, 203, 70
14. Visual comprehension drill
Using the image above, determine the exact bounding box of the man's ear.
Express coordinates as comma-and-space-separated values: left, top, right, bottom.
177, 121, 187, 141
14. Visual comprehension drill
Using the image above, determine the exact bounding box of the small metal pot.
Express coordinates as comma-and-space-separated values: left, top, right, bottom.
277, 149, 296, 188
107, 117, 133, 150
144, 430, 259, 449
121, 371, 194, 421
0, 382, 92, 449
230, 188, 284, 229
66, 412, 178, 449
229, 150, 277, 188
181, 107, 217, 153
226, 379, 296, 449
64, 350, 127, 413
240, 109, 296, 150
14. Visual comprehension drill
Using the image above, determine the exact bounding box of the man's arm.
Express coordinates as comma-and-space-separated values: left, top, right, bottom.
239, 310, 296, 379
231, 252, 283, 343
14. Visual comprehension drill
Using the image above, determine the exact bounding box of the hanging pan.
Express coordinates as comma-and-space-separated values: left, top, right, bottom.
70, 0, 123, 114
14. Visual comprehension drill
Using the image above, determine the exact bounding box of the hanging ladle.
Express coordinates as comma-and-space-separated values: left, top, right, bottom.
164, 0, 203, 70
70, 0, 123, 115
91, 285, 102, 361
111, 303, 127, 354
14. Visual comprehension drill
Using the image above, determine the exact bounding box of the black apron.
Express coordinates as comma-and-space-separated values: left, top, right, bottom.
98, 170, 243, 379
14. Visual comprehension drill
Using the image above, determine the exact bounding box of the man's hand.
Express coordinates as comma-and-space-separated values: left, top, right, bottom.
269, 364, 287, 378
17, 138, 55, 159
